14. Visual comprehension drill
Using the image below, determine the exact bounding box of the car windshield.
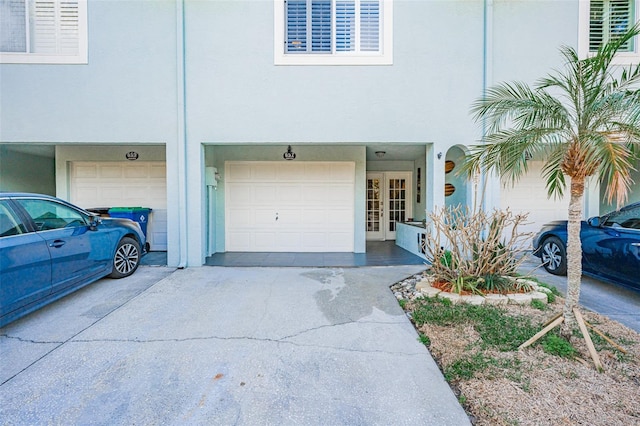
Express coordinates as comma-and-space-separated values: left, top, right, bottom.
603, 205, 640, 230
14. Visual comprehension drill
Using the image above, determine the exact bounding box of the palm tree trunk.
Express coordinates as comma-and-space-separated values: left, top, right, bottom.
561, 176, 585, 337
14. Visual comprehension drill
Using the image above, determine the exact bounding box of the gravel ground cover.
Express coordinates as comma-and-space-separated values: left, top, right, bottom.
391, 274, 640, 426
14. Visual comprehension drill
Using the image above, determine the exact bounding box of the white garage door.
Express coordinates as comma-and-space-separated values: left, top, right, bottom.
69, 162, 168, 251
226, 161, 355, 252
500, 160, 569, 236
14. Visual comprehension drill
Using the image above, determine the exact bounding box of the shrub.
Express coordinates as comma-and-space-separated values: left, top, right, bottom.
422, 206, 532, 294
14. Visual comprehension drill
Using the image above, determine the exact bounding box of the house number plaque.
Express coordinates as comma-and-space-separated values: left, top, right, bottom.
283, 145, 296, 160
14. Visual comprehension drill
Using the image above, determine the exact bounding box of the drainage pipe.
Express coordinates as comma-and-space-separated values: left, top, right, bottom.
176, 0, 188, 268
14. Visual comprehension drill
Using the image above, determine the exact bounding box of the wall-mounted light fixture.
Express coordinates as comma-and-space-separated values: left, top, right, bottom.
375, 151, 386, 158
437, 152, 443, 159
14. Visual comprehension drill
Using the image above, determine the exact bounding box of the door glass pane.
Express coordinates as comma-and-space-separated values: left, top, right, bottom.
388, 178, 407, 233
366, 178, 380, 232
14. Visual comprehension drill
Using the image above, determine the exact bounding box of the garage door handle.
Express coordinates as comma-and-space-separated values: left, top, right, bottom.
49, 240, 66, 248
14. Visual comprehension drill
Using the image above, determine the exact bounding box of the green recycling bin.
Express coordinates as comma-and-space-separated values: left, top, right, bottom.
107, 207, 152, 237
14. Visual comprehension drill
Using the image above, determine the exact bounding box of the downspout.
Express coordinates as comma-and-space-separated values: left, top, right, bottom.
176, 0, 188, 268
480, 0, 493, 214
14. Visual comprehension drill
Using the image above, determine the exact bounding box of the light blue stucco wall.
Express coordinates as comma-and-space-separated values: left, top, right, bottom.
0, 1, 179, 143
0, 0, 588, 266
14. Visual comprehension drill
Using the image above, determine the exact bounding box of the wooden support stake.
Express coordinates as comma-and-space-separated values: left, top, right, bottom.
585, 320, 627, 354
542, 312, 563, 328
519, 315, 564, 350
573, 308, 604, 372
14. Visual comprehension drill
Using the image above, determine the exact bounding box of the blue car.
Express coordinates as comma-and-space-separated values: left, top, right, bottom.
0, 193, 146, 327
532, 202, 640, 290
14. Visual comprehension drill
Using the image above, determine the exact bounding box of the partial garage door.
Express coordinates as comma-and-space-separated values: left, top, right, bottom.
501, 160, 569, 236
226, 161, 355, 252
69, 162, 167, 251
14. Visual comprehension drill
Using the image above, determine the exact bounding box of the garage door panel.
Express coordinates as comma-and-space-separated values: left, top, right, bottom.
277, 185, 303, 204
328, 233, 353, 250
331, 163, 356, 181
254, 209, 277, 227
303, 233, 328, 248
253, 164, 278, 180
227, 183, 253, 205
254, 232, 280, 250
276, 232, 303, 249
98, 165, 123, 178
124, 166, 149, 178
150, 164, 166, 178
226, 161, 354, 252
227, 210, 252, 228
303, 185, 328, 204
279, 209, 303, 226
277, 163, 305, 180
75, 165, 98, 178
254, 186, 277, 204
228, 163, 252, 180
228, 232, 252, 251
303, 210, 327, 227
331, 185, 355, 203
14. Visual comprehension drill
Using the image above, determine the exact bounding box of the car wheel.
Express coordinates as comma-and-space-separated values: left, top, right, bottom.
541, 236, 567, 276
109, 237, 141, 279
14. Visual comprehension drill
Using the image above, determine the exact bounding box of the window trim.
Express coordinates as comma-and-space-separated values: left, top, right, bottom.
0, 0, 88, 65
274, 0, 393, 65
579, 0, 640, 64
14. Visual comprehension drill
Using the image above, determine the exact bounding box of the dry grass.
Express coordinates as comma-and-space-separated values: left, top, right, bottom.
405, 297, 640, 425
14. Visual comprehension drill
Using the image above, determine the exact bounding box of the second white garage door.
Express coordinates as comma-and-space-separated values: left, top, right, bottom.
225, 161, 355, 252
69, 161, 168, 251
500, 160, 569, 236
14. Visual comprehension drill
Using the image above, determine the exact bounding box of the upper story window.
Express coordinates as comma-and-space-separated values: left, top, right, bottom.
0, 0, 88, 64
274, 0, 393, 65
590, 0, 635, 51
580, 0, 639, 63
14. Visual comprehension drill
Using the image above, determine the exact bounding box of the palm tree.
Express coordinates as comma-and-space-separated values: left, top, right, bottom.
463, 25, 640, 337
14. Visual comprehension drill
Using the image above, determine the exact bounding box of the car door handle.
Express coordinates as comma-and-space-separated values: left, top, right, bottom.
49, 240, 66, 248
632, 243, 640, 247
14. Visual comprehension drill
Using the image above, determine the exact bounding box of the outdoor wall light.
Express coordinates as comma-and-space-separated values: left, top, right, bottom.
375, 151, 386, 158
437, 152, 443, 159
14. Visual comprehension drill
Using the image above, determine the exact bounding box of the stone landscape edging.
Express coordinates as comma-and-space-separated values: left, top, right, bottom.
415, 276, 550, 306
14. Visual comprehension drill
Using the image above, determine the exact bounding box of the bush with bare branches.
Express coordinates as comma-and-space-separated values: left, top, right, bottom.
422, 206, 533, 294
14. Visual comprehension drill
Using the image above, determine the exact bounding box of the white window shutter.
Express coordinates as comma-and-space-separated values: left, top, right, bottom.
335, 0, 355, 52
589, 0, 634, 52
286, 0, 307, 52
31, 0, 79, 55
311, 0, 331, 52
280, 0, 387, 61
360, 0, 380, 52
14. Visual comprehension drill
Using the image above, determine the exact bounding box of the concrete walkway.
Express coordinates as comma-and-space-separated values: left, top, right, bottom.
0, 266, 470, 425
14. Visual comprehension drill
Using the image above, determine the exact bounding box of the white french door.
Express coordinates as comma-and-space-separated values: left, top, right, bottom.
366, 172, 412, 241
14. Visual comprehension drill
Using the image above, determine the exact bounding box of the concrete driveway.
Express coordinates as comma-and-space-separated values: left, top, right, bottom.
0, 265, 470, 425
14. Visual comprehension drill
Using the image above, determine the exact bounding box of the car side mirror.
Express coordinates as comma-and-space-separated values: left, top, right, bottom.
587, 216, 600, 227
89, 215, 102, 230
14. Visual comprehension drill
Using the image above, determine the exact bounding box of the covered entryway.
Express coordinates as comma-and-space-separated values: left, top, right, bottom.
69, 161, 168, 251
225, 161, 355, 252
366, 172, 413, 241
